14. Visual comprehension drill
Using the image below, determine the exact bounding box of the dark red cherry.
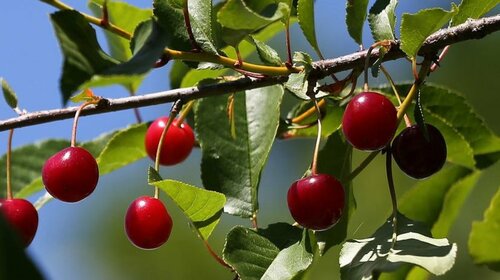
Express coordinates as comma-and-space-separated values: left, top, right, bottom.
145, 117, 195, 166
42, 147, 99, 203
342, 92, 398, 151
0, 198, 38, 246
392, 123, 447, 179
287, 174, 345, 231
125, 196, 173, 250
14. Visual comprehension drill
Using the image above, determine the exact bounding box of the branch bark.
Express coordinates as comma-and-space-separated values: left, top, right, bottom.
1, 14, 499, 132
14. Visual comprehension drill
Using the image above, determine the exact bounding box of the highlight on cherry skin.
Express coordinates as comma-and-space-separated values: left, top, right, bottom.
392, 123, 447, 179
342, 91, 398, 151
125, 196, 173, 250
287, 174, 345, 231
145, 117, 195, 166
0, 198, 38, 247
42, 146, 99, 203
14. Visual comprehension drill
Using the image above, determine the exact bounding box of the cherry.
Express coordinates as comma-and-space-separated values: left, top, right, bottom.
42, 147, 99, 203
145, 117, 195, 166
342, 91, 398, 151
391, 123, 447, 179
0, 198, 38, 246
287, 174, 345, 231
125, 196, 173, 249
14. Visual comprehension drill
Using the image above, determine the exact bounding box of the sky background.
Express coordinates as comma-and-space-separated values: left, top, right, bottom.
1, 1, 499, 279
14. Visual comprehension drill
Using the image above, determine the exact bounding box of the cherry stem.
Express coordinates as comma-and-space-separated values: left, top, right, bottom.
290, 99, 326, 124
100, 0, 109, 27
363, 44, 378, 91
6, 129, 14, 199
251, 212, 258, 230
71, 101, 98, 147
153, 100, 183, 198
191, 224, 233, 270
380, 65, 412, 127
176, 100, 194, 126
183, 0, 201, 51
310, 98, 323, 175
385, 147, 398, 248
431, 45, 450, 72
284, 22, 293, 66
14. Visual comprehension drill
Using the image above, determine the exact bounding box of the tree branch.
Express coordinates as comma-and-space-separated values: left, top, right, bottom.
1, 15, 499, 132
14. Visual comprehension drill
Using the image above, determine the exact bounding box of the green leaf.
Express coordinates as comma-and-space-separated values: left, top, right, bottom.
249, 36, 282, 66
223, 223, 304, 280
223, 227, 280, 280
346, 0, 369, 45
340, 212, 457, 279
149, 178, 225, 240
285, 99, 343, 138
400, 6, 458, 58
261, 230, 314, 280
1, 78, 18, 109
368, 0, 398, 41
0, 214, 44, 280
469, 187, 500, 270
153, 0, 192, 52
217, 0, 288, 31
96, 123, 148, 174
51, 10, 118, 104
188, 0, 220, 54
88, 0, 152, 62
297, 0, 323, 56
315, 132, 354, 254
195, 85, 284, 218
452, 0, 500, 26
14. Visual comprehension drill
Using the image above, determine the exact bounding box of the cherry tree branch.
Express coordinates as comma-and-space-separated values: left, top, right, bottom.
1, 14, 499, 132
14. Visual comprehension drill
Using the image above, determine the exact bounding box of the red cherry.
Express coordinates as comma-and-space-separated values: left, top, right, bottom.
392, 123, 447, 179
287, 174, 345, 231
145, 117, 195, 166
0, 198, 38, 246
342, 92, 398, 151
125, 196, 173, 249
42, 147, 99, 203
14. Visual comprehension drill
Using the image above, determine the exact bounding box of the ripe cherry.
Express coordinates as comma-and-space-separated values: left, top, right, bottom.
342, 92, 398, 151
145, 117, 195, 166
392, 123, 447, 179
0, 198, 38, 246
42, 147, 99, 203
125, 196, 173, 249
287, 174, 345, 231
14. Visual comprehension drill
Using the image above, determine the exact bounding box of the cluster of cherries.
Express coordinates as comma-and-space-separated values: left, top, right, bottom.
0, 91, 447, 249
0, 116, 195, 249
287, 91, 447, 231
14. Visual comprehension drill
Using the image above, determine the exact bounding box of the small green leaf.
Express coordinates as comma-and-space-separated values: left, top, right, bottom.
218, 0, 288, 31
452, 0, 500, 26
223, 223, 304, 280
0, 215, 44, 280
1, 78, 18, 109
150, 179, 225, 240
284, 52, 330, 100
469, 187, 500, 270
298, 0, 323, 56
249, 36, 282, 66
340, 212, 457, 279
223, 227, 280, 280
88, 0, 152, 62
314, 132, 354, 255
153, 0, 192, 52
400, 6, 458, 58
195, 85, 284, 218
368, 0, 398, 41
51, 10, 118, 104
261, 230, 314, 279
96, 123, 148, 174
188, 0, 221, 54
346, 0, 369, 45
147, 166, 163, 183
